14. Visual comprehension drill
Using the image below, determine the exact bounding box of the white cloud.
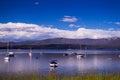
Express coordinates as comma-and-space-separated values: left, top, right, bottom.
108, 28, 114, 31
69, 24, 75, 28
34, 2, 39, 5
108, 21, 120, 26
61, 16, 78, 22
0, 22, 120, 41
69, 24, 81, 28
115, 22, 120, 25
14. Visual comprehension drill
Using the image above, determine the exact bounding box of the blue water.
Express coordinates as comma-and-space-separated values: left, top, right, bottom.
0, 49, 120, 75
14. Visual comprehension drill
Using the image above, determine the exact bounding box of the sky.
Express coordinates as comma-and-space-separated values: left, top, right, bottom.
0, 0, 120, 41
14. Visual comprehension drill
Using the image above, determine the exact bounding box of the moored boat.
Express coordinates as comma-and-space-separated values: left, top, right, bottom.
49, 60, 58, 67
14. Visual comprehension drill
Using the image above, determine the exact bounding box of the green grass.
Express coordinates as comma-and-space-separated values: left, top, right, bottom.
0, 72, 120, 80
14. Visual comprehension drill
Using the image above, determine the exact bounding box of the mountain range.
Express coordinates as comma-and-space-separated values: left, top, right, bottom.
0, 38, 120, 50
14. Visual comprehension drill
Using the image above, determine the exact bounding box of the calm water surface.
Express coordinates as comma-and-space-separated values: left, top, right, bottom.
0, 49, 120, 75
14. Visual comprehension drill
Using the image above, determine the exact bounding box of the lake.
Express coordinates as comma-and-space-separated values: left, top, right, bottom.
0, 49, 120, 75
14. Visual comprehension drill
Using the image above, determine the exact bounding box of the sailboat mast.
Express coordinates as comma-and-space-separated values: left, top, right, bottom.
7, 41, 9, 53
85, 46, 87, 57
30, 47, 32, 53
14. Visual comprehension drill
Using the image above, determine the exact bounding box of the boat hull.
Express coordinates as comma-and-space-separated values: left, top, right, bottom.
8, 52, 14, 57
49, 63, 58, 67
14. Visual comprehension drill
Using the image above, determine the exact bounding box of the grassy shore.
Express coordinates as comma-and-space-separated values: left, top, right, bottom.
0, 72, 120, 80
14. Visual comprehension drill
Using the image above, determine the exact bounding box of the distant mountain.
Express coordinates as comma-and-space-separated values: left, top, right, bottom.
0, 38, 120, 50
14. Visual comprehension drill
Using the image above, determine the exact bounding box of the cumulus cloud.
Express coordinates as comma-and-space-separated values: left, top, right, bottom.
61, 16, 78, 22
0, 22, 120, 41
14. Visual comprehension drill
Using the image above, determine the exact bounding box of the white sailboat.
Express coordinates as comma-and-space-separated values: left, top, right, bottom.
84, 47, 87, 58
8, 42, 14, 57
4, 41, 10, 61
28, 48, 32, 57
4, 41, 15, 61
76, 45, 86, 59
76, 45, 83, 56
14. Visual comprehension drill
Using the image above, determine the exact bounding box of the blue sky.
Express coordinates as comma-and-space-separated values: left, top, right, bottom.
0, 0, 120, 30
0, 0, 120, 41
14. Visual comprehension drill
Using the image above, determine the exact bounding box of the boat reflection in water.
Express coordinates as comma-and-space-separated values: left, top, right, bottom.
4, 56, 10, 62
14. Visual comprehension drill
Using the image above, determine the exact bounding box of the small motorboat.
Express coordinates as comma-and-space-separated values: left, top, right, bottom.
75, 53, 85, 59
8, 52, 14, 57
49, 60, 58, 67
76, 54, 83, 59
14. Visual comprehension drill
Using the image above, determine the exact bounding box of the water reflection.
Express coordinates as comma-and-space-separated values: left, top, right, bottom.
0, 51, 120, 74
50, 66, 58, 71
4, 59, 10, 63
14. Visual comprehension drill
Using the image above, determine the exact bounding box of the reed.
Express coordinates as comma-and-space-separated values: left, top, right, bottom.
0, 72, 120, 80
